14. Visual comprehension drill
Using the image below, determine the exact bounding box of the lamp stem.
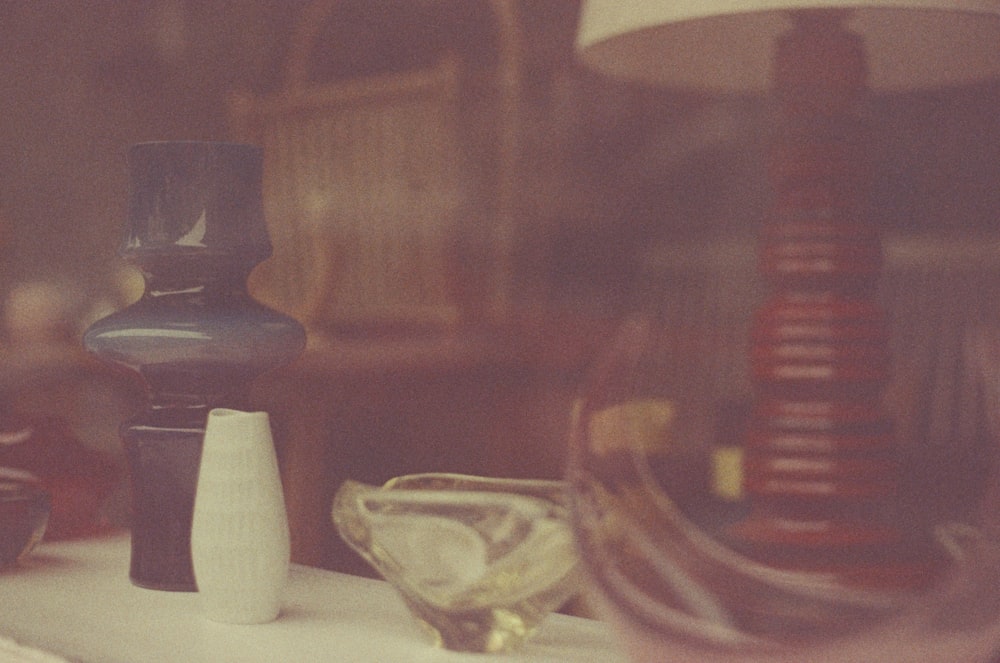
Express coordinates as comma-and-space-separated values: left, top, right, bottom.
728, 12, 940, 587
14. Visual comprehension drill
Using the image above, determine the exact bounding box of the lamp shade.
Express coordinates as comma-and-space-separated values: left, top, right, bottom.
577, 0, 1000, 93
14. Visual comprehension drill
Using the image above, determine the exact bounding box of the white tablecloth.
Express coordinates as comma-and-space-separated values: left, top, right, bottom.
0, 533, 627, 663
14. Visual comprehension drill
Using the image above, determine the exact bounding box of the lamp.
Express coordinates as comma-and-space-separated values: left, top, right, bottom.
577, 2, 1000, 92
575, 1, 1000, 588
566, 3, 1000, 660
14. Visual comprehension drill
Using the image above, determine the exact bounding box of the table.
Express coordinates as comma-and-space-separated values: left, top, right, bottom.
0, 533, 627, 663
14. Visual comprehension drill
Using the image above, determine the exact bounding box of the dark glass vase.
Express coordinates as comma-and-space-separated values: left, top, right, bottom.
83, 142, 306, 591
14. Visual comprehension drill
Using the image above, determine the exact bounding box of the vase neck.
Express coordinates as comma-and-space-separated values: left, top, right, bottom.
131, 251, 259, 295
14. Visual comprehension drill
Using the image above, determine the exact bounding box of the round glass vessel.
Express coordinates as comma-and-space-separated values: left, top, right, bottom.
568, 307, 1000, 663
568, 7, 1000, 661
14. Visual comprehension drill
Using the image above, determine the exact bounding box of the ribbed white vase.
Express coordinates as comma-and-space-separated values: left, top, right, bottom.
190, 408, 290, 624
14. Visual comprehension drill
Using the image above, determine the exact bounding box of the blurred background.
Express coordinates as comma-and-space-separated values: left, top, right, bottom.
1, 1, 998, 329
1, 0, 999, 572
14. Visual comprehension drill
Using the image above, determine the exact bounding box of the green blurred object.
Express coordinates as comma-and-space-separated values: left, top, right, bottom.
0, 467, 50, 568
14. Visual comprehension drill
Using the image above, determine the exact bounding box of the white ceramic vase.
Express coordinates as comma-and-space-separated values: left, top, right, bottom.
190, 408, 290, 624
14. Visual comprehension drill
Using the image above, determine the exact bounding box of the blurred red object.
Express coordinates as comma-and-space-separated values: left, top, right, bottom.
0, 417, 120, 539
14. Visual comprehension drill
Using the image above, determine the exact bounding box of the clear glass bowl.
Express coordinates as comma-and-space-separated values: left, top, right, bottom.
332, 473, 581, 653
0, 467, 50, 568
568, 315, 1000, 663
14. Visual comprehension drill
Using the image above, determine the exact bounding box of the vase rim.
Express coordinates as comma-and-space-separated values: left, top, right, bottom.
208, 408, 268, 419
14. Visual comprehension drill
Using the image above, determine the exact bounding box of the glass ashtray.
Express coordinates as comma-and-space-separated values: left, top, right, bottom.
332, 473, 581, 653
0, 467, 50, 568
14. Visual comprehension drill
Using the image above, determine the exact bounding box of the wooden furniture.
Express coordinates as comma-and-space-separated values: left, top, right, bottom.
0, 532, 625, 662
228, 0, 523, 331
251, 332, 577, 572
228, 0, 558, 572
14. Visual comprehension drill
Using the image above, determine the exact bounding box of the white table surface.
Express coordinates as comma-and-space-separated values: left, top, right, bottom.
0, 533, 628, 663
